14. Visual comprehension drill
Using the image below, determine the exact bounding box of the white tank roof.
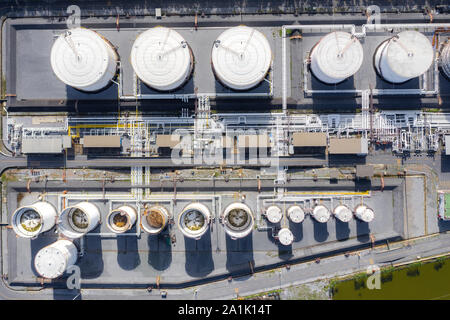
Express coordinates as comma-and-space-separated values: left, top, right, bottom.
58, 202, 100, 239
333, 205, 353, 223
287, 205, 305, 223
266, 205, 282, 224
211, 26, 272, 90
12, 201, 57, 238
50, 28, 118, 91
310, 31, 364, 84
441, 41, 450, 79
312, 205, 330, 223
277, 228, 294, 246
178, 203, 211, 239
34, 240, 77, 279
354, 204, 375, 223
130, 27, 193, 91
374, 31, 434, 83
222, 202, 254, 239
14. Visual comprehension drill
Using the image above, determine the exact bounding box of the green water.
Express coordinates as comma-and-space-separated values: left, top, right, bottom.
332, 257, 450, 300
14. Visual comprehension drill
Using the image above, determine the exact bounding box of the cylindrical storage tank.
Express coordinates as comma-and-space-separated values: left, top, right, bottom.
211, 26, 272, 90
12, 201, 57, 238
354, 204, 375, 223
222, 203, 254, 239
374, 31, 434, 83
50, 28, 118, 92
277, 228, 294, 246
178, 203, 211, 240
310, 31, 364, 84
333, 205, 353, 223
312, 204, 330, 223
130, 27, 193, 91
58, 202, 100, 239
265, 205, 282, 224
106, 205, 137, 234
287, 205, 305, 223
440, 40, 450, 80
34, 239, 78, 279
141, 205, 170, 235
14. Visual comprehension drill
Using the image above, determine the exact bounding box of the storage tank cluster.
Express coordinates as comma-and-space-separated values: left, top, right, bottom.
309, 30, 435, 85
51, 26, 272, 93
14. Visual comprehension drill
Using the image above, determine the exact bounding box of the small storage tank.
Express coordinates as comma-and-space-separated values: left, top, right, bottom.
312, 204, 330, 223
277, 228, 294, 246
440, 40, 450, 80
222, 203, 254, 239
287, 205, 305, 223
374, 31, 434, 83
50, 28, 118, 91
333, 205, 353, 223
310, 31, 364, 84
265, 205, 282, 224
130, 27, 193, 91
11, 201, 57, 238
58, 202, 101, 238
178, 203, 211, 239
141, 205, 170, 235
106, 205, 137, 234
211, 26, 272, 90
34, 239, 78, 279
354, 204, 375, 223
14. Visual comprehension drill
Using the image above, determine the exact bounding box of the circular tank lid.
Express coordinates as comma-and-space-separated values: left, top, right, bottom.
287, 205, 305, 223
68, 207, 90, 232
130, 27, 192, 91
311, 31, 364, 83
50, 28, 112, 89
266, 205, 282, 224
334, 205, 353, 223
34, 246, 68, 279
211, 26, 272, 90
355, 205, 375, 222
441, 41, 450, 78
383, 31, 434, 79
142, 206, 168, 234
278, 228, 294, 246
313, 205, 330, 223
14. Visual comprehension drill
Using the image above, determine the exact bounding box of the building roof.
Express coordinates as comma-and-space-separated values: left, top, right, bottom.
82, 135, 121, 148
238, 135, 270, 148
156, 134, 181, 148
22, 138, 63, 154
445, 135, 450, 155
292, 132, 327, 147
328, 138, 368, 154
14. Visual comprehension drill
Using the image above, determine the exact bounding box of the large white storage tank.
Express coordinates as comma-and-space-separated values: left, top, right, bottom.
374, 31, 434, 83
211, 26, 272, 90
440, 40, 450, 79
312, 204, 330, 223
178, 203, 211, 240
287, 205, 305, 223
130, 27, 193, 91
222, 203, 254, 239
277, 228, 294, 246
354, 204, 375, 223
106, 205, 137, 234
141, 205, 170, 235
265, 205, 282, 224
58, 202, 101, 238
333, 205, 353, 223
310, 31, 364, 84
12, 201, 57, 238
34, 239, 78, 279
50, 28, 118, 92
